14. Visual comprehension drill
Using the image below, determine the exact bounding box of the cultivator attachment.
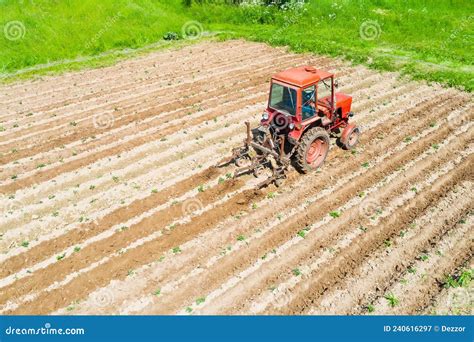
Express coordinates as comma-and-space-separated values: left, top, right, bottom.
217, 122, 290, 188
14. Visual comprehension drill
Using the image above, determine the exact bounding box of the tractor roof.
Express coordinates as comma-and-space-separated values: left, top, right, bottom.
272, 66, 333, 87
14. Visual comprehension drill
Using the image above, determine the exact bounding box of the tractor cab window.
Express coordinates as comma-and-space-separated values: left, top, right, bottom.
269, 83, 297, 116
302, 85, 316, 121
317, 78, 333, 108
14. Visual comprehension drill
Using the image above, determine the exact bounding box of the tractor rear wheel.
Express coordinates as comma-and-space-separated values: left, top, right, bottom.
294, 127, 330, 173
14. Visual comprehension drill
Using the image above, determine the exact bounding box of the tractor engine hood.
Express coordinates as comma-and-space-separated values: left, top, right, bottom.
334, 93, 352, 114
335, 93, 352, 109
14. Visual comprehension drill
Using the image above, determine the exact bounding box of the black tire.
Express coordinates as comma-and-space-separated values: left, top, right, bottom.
294, 127, 330, 174
340, 127, 360, 150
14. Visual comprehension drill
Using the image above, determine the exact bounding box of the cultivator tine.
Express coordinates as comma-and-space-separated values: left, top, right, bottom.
215, 146, 247, 168
256, 175, 275, 189
215, 157, 234, 168
216, 122, 253, 169
215, 155, 238, 168
232, 155, 263, 178
233, 165, 252, 178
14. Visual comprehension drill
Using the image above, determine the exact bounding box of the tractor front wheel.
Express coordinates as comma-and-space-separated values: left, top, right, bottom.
340, 124, 360, 150
294, 127, 330, 173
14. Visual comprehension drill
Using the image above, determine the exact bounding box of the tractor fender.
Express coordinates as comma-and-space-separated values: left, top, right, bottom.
341, 123, 357, 145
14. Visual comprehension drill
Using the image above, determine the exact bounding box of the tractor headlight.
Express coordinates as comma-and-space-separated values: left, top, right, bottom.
262, 112, 269, 121
289, 123, 295, 130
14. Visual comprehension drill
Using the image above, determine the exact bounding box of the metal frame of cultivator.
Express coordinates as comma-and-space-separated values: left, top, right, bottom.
218, 122, 291, 188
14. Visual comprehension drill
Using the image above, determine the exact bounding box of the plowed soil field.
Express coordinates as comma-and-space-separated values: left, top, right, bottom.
0, 40, 472, 315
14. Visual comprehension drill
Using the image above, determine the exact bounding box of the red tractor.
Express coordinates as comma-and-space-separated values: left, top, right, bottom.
222, 66, 360, 187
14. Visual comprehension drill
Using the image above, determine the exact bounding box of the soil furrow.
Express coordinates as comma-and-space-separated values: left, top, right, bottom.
139, 115, 472, 314
422, 257, 473, 315
4, 92, 466, 312
0, 41, 255, 110
0, 41, 260, 113
0, 174, 252, 303
199, 130, 473, 315
0, 51, 311, 141
2, 65, 369, 185
311, 183, 473, 315
369, 214, 473, 315
277, 158, 473, 314
0, 54, 316, 156
0, 166, 224, 278
1, 87, 461, 282
5, 181, 266, 314
0, 79, 460, 195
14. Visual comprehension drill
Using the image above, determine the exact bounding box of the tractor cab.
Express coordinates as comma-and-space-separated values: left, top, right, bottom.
265, 66, 353, 137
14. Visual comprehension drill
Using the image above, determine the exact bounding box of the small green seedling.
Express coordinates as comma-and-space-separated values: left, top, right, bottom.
419, 254, 429, 261
384, 293, 399, 307
458, 269, 472, 287
443, 275, 459, 289
196, 297, 206, 305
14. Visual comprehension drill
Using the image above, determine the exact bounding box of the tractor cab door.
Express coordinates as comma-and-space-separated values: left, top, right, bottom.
316, 77, 334, 117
